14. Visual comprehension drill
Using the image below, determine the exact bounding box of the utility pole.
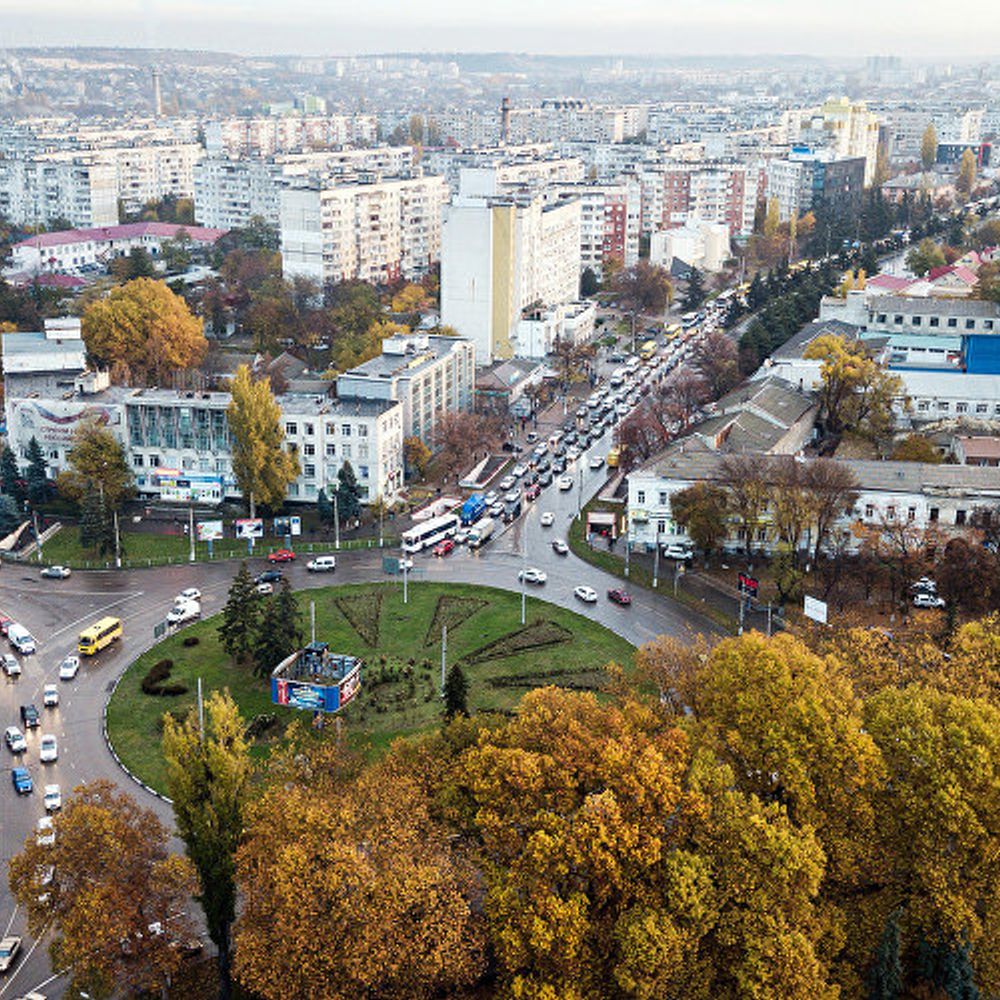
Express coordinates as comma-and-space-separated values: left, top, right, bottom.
440, 624, 447, 697
113, 509, 121, 569
310, 601, 316, 645
624, 532, 630, 578
652, 531, 660, 588
333, 493, 340, 550
378, 502, 384, 548
402, 559, 408, 604
520, 529, 527, 626
188, 504, 195, 562
33, 509, 42, 563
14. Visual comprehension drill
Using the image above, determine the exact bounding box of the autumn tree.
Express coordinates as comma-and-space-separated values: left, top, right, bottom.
801, 458, 860, 564
432, 411, 501, 481
803, 333, 903, 441
770, 455, 813, 560
82, 277, 207, 385
720, 453, 769, 558
669, 481, 730, 562
8, 780, 196, 999
57, 418, 135, 511
690, 328, 740, 398
921, 123, 938, 170
163, 690, 251, 1000
956, 147, 977, 198
905, 237, 947, 277
235, 751, 486, 999
891, 433, 941, 463
226, 364, 300, 516
404, 435, 432, 480
660, 364, 709, 431
613, 260, 673, 348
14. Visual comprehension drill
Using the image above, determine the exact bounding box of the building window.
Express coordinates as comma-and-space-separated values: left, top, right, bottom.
360, 465, 369, 479
304, 423, 314, 436
977, 404, 988, 414
865, 504, 874, 519
966, 319, 976, 330
326, 444, 336, 457
285, 422, 297, 435
917, 401, 929, 411
304, 443, 315, 457
894, 315, 903, 324
657, 519, 666, 534
325, 423, 335, 435
956, 509, 967, 525
929, 316, 939, 327
911, 316, 921, 326
637, 490, 646, 504
938, 401, 949, 411
358, 425, 368, 437
947, 318, 958, 328
342, 444, 351, 458
957, 402, 968, 413
658, 491, 668, 505
908, 507, 916, 521
929, 507, 939, 522
341, 424, 352, 436
304, 464, 315, 478
887, 505, 896, 520
133, 455, 144, 467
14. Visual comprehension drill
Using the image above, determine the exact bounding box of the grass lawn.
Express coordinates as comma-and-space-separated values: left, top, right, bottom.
106, 581, 635, 794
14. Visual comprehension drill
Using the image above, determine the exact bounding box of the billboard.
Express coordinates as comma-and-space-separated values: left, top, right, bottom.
11, 398, 124, 448
271, 660, 362, 714
804, 595, 828, 625
234, 518, 264, 539
273, 516, 302, 537
196, 520, 224, 542
153, 470, 224, 504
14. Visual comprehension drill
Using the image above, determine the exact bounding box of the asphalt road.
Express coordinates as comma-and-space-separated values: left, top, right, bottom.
0, 359, 717, 999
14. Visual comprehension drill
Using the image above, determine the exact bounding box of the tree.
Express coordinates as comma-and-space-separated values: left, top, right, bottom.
956, 148, 977, 199
905, 237, 947, 277
579, 266, 599, 297
689, 328, 740, 397
163, 690, 251, 1000
57, 419, 135, 511
921, 123, 938, 171
683, 266, 706, 310
660, 364, 709, 431
867, 914, 903, 1000
0, 444, 22, 501
336, 460, 362, 524
613, 261, 673, 348
227, 365, 300, 517
403, 435, 432, 480
443, 664, 469, 719
432, 412, 501, 481
78, 486, 114, 555
974, 261, 1000, 303
316, 486, 334, 525
891, 434, 941, 463
801, 458, 860, 565
7, 779, 196, 999
803, 334, 904, 442
0, 493, 21, 535
252, 578, 302, 677
24, 435, 48, 505
720, 453, 769, 558
218, 562, 259, 665
82, 277, 207, 384
669, 482, 729, 562
109, 246, 156, 283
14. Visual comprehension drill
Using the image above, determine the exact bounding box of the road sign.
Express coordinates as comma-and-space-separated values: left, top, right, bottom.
153, 620, 168, 640
738, 572, 759, 597
804, 595, 828, 625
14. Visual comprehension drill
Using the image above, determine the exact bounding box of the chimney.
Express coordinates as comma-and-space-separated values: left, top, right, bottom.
151, 66, 163, 117
500, 96, 511, 146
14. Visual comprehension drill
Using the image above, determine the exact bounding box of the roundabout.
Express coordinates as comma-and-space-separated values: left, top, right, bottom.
105, 580, 637, 795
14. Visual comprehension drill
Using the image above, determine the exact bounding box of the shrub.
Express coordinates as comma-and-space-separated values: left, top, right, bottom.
463, 620, 574, 665
182, 635, 200, 647
141, 658, 187, 696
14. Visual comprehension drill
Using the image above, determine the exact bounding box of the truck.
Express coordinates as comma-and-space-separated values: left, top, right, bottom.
460, 493, 486, 525
467, 517, 495, 549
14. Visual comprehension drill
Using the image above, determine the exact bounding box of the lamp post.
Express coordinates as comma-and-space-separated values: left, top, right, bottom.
333, 492, 340, 550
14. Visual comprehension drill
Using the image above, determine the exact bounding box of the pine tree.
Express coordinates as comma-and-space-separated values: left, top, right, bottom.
336, 461, 362, 524
317, 487, 333, 525
0, 445, 23, 503
0, 494, 21, 536
25, 436, 48, 506
78, 488, 114, 555
251, 581, 302, 678
443, 664, 469, 719
218, 562, 259, 665
684, 267, 706, 310
867, 914, 902, 1000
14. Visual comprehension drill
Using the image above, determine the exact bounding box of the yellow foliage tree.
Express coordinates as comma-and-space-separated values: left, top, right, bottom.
81, 277, 206, 385
390, 283, 426, 314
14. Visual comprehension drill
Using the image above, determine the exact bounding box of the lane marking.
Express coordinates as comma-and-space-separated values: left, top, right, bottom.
46, 593, 145, 640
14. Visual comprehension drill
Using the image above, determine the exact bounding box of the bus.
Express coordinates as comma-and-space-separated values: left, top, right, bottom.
606, 446, 621, 469
78, 616, 123, 656
639, 339, 657, 360
665, 323, 682, 340
401, 513, 460, 554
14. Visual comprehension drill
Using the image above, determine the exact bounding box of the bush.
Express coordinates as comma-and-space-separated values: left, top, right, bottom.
141, 658, 187, 696
182, 635, 200, 647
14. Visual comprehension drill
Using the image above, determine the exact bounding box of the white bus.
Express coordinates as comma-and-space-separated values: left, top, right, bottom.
401, 513, 460, 553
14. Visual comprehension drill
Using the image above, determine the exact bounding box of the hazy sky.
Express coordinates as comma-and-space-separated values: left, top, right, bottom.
1, 0, 998, 58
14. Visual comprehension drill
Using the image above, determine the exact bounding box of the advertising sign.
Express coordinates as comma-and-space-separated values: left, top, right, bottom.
153, 470, 223, 504
273, 516, 302, 537
273, 678, 327, 712
11, 398, 123, 448
804, 595, 828, 625
338, 667, 361, 709
196, 520, 224, 542
738, 573, 759, 597
234, 518, 264, 539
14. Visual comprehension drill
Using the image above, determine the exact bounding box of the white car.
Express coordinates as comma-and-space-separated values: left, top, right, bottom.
175, 587, 202, 603
540, 511, 555, 527
911, 576, 937, 594
566, 446, 581, 462
498, 475, 516, 491
574, 585, 598, 603
2, 653, 21, 677
589, 455, 605, 469
663, 544, 695, 562
512, 463, 528, 478
43, 684, 59, 707
166, 601, 200, 626
558, 476, 574, 491
4, 726, 27, 753
518, 567, 547, 585
59, 656, 80, 681
552, 539, 569, 555
39, 734, 58, 763
398, 557, 414, 571
483, 491, 498, 505
453, 529, 469, 545
913, 592, 946, 609
43, 783, 62, 811
36, 816, 55, 847
255, 582, 274, 596
306, 555, 337, 572
0, 936, 21, 974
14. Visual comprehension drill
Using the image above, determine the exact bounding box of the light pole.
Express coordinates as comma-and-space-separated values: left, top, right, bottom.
402, 558, 408, 604
333, 492, 340, 550
652, 529, 660, 588
188, 503, 195, 563
520, 526, 528, 626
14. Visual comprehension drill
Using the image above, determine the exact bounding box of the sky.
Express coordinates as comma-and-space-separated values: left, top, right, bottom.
0, 0, 998, 58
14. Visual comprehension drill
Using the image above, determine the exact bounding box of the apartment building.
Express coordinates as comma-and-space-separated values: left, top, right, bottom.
336, 333, 475, 441
550, 181, 639, 279
440, 191, 582, 363
782, 98, 881, 185
280, 173, 449, 287
203, 115, 379, 156
0, 157, 118, 228
765, 151, 866, 222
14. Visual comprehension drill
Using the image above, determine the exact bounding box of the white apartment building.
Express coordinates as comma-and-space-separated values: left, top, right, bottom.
550, 182, 639, 279
203, 115, 378, 156
650, 221, 730, 272
783, 97, 882, 185
515, 301, 596, 359
0, 157, 118, 228
887, 108, 984, 161
335, 333, 476, 441
423, 144, 557, 191
440, 192, 582, 363
280, 173, 449, 287
456, 159, 585, 199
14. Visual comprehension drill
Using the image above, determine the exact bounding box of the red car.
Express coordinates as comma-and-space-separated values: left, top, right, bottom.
267, 549, 296, 563
0, 616, 12, 636
607, 588, 632, 607
433, 539, 455, 557
525, 483, 542, 501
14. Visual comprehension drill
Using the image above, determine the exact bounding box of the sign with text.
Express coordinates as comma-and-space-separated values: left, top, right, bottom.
234, 518, 264, 540
804, 595, 828, 625
273, 516, 302, 537
738, 573, 759, 597
196, 520, 224, 542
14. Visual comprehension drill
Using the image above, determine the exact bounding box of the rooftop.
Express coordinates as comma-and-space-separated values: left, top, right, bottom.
14, 221, 228, 250
714, 374, 816, 428
340, 335, 467, 382
771, 318, 860, 361
956, 436, 1000, 460
869, 295, 1000, 319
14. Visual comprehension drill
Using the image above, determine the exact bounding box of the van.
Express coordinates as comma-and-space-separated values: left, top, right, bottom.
306, 555, 337, 572
8, 624, 36, 655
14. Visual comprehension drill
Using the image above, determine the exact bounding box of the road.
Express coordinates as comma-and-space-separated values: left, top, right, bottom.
0, 402, 717, 998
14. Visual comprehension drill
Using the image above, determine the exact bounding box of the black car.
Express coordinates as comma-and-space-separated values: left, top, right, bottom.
554, 444, 567, 457
563, 433, 577, 447
536, 458, 551, 474
255, 569, 283, 585
552, 456, 567, 474
19, 704, 39, 728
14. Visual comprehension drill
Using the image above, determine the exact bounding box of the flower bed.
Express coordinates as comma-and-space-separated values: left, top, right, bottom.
463, 619, 573, 666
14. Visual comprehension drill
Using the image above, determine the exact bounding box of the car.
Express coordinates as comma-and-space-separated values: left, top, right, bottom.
489, 502, 505, 518
498, 475, 516, 491
8, 625, 37, 655
913, 592, 946, 609
616, 403, 630, 416
10, 768, 31, 795
536, 458, 551, 474
58, 655, 80, 681
36, 816, 55, 847
526, 431, 539, 444
433, 539, 455, 557
533, 443, 548, 460
558, 475, 574, 491
574, 585, 598, 603
607, 588, 633, 607
0, 936, 21, 972
306, 555, 337, 572
538, 470, 553, 487
19, 704, 39, 728
512, 463, 528, 478
40, 565, 71, 579
2, 653, 21, 678
575, 405, 588, 419
43, 684, 59, 708
589, 455, 605, 469
503, 490, 521, 504
255, 569, 283, 585
566, 446, 581, 462
167, 601, 200, 627
43, 784, 61, 811
255, 582, 274, 596
911, 576, 937, 593
398, 557, 414, 571
552, 539, 569, 555
267, 548, 296, 563
552, 457, 567, 474
176, 587, 202, 603
483, 491, 498, 506
39, 734, 58, 763
663, 544, 695, 562
0, 615, 12, 636
449, 529, 468, 545
518, 567, 547, 585
540, 511, 555, 527
525, 483, 542, 501
5, 726, 27, 753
